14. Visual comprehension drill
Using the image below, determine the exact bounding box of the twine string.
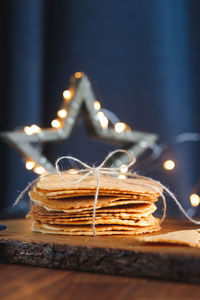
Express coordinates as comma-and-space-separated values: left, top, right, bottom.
13, 177, 40, 207
14, 149, 200, 235
128, 173, 200, 225
92, 168, 99, 235
55, 149, 136, 235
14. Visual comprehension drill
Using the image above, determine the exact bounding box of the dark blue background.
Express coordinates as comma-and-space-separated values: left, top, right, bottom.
1, 0, 200, 218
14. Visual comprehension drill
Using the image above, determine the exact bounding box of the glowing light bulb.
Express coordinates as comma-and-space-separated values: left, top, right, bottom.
31, 124, 41, 133
74, 72, 83, 79
51, 119, 61, 128
67, 168, 78, 174
94, 101, 101, 111
57, 109, 68, 118
25, 161, 35, 170
114, 122, 126, 133
97, 112, 108, 129
63, 90, 71, 100
118, 174, 126, 180
34, 166, 45, 175
24, 126, 33, 135
190, 194, 200, 207
97, 112, 104, 118
163, 160, 175, 170
120, 164, 128, 174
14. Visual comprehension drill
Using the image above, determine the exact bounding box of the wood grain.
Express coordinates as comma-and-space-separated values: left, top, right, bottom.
1, 263, 200, 300
0, 219, 200, 283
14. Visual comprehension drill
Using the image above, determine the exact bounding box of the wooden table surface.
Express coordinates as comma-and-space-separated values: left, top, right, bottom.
0, 263, 200, 300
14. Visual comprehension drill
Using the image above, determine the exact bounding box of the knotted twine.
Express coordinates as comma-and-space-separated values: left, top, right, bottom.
14, 149, 200, 235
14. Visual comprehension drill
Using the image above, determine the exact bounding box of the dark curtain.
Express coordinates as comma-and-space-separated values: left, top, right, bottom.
1, 0, 200, 217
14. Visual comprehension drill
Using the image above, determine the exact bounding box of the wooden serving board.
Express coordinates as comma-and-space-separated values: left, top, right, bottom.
0, 219, 200, 283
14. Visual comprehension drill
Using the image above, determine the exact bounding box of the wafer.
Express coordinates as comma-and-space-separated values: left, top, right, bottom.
36, 174, 162, 196
32, 221, 161, 236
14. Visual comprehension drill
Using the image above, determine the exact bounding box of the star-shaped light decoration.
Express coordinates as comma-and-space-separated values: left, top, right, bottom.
1, 72, 158, 175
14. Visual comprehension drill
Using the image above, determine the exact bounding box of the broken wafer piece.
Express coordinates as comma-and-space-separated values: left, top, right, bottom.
137, 229, 200, 248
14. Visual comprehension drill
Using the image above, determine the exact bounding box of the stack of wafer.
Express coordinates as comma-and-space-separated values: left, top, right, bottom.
27, 173, 162, 235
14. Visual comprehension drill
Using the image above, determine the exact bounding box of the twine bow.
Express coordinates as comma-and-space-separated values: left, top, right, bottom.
55, 149, 136, 235
14, 149, 200, 235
